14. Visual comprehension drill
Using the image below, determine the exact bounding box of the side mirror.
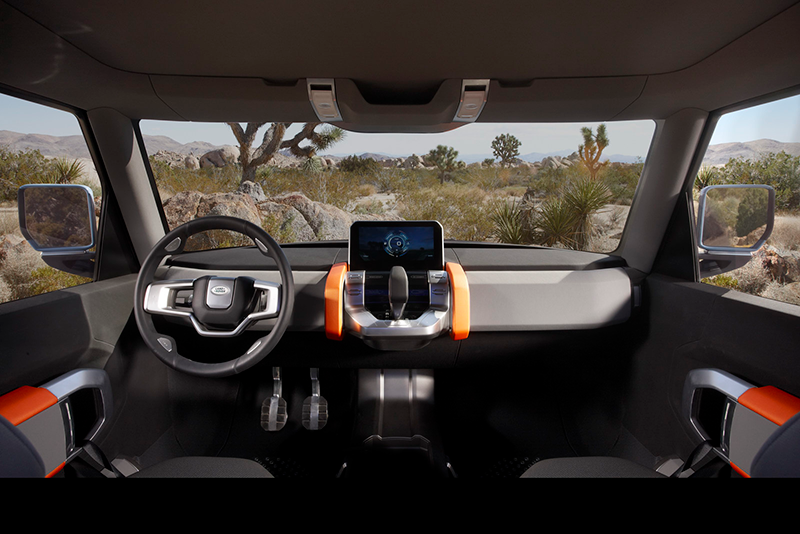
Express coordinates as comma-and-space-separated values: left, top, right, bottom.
696, 184, 775, 277
18, 184, 97, 277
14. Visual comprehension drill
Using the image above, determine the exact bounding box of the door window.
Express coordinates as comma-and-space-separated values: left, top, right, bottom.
0, 93, 99, 304
697, 94, 800, 306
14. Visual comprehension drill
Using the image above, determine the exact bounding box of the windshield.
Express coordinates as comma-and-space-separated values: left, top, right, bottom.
140, 120, 655, 253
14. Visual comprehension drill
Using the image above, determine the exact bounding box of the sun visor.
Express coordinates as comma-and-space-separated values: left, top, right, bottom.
149, 76, 318, 122
479, 77, 647, 122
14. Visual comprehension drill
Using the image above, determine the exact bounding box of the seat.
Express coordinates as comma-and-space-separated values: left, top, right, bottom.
0, 413, 272, 478
521, 456, 665, 478
521, 411, 800, 478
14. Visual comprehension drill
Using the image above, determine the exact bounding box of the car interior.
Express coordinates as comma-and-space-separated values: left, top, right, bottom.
1, 1, 800, 478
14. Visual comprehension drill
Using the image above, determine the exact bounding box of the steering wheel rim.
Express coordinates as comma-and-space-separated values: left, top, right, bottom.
133, 216, 295, 378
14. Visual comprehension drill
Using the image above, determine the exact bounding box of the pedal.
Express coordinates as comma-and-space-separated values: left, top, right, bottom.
261, 367, 287, 431
302, 368, 328, 430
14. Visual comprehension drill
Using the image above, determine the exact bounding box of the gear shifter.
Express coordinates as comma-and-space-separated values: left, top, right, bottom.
388, 265, 409, 320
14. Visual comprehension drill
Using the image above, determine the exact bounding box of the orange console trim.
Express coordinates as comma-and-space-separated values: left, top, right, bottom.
325, 262, 348, 340
446, 262, 470, 340
0, 386, 58, 426
738, 385, 800, 426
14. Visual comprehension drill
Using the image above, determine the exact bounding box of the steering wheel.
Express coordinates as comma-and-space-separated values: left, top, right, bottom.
133, 216, 295, 378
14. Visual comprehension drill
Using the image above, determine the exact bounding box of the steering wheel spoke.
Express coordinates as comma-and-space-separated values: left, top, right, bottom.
143, 279, 195, 318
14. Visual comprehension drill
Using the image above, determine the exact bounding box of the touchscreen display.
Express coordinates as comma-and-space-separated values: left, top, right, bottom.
349, 221, 443, 271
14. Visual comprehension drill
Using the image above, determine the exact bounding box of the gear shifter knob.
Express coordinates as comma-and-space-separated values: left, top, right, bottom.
388, 265, 409, 320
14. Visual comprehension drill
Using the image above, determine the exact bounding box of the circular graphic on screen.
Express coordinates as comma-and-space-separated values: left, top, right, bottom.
383, 231, 410, 257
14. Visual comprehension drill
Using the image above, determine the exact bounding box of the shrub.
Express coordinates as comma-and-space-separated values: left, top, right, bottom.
0, 147, 54, 200
151, 158, 239, 197
398, 185, 494, 241
718, 151, 800, 211
735, 187, 769, 237
601, 161, 642, 205
531, 198, 577, 248
702, 274, 739, 290
339, 155, 381, 176
491, 199, 527, 244
562, 178, 612, 250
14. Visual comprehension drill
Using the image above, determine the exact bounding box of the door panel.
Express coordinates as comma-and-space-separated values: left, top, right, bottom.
0, 275, 135, 396
624, 274, 800, 463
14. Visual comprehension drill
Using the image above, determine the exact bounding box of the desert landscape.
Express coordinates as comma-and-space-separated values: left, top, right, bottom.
1, 126, 799, 306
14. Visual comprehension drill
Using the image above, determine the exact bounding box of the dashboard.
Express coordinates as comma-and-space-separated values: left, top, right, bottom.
154, 221, 637, 364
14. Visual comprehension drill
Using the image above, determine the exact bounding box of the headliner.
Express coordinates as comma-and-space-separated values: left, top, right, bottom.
1, 0, 799, 127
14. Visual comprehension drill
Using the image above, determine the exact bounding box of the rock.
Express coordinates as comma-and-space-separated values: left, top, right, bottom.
402, 154, 426, 169
200, 145, 240, 168
754, 244, 793, 283
198, 192, 261, 226
162, 190, 261, 229
184, 155, 200, 170
151, 150, 186, 168
238, 181, 268, 203
272, 192, 353, 240
257, 201, 316, 242
761, 281, 800, 306
162, 191, 203, 229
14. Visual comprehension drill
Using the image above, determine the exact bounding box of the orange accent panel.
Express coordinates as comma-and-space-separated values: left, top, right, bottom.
738, 386, 800, 426
46, 462, 66, 479
446, 262, 470, 340
731, 462, 751, 479
325, 262, 348, 340
0, 386, 58, 426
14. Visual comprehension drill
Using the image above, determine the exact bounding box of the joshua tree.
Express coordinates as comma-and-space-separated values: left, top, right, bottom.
227, 122, 345, 184
491, 134, 521, 167
427, 145, 460, 184
577, 124, 610, 181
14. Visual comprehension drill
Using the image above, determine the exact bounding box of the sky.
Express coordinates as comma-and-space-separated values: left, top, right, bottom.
1, 92, 798, 158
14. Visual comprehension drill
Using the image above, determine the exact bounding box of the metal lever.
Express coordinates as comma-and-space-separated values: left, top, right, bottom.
389, 265, 408, 320
302, 368, 328, 430
261, 367, 287, 431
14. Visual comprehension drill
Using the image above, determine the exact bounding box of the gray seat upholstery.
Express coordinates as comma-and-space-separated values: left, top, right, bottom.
130, 457, 273, 478
751, 411, 800, 478
522, 456, 665, 478
523, 410, 800, 478
0, 413, 271, 478
0, 414, 46, 478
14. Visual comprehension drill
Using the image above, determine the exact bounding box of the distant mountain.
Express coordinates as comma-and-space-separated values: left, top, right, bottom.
140, 135, 223, 155
702, 139, 800, 166
0, 130, 224, 158
0, 131, 93, 159
3, 131, 798, 168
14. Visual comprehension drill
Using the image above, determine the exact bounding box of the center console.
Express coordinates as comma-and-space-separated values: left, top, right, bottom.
325, 221, 469, 350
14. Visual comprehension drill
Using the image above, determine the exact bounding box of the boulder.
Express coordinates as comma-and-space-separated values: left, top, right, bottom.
151, 150, 186, 168
257, 201, 316, 242
162, 190, 204, 229
184, 155, 200, 170
272, 192, 353, 240
754, 244, 793, 283
238, 180, 268, 203
200, 145, 240, 168
402, 154, 426, 169
162, 190, 261, 229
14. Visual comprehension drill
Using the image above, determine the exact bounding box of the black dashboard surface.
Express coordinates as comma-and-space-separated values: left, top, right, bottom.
165, 242, 627, 272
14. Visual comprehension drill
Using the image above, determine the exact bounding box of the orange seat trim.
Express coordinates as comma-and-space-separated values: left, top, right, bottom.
0, 386, 58, 426
738, 385, 800, 426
